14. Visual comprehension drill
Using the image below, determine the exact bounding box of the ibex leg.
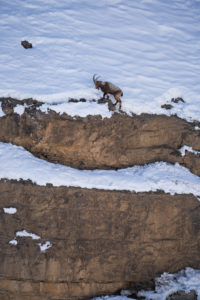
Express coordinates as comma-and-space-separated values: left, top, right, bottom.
114, 92, 122, 109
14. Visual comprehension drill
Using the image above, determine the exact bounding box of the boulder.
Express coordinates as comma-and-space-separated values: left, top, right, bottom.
21, 40, 32, 49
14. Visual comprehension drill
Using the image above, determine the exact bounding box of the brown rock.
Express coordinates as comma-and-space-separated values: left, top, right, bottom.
68, 98, 87, 103
21, 40, 32, 49
161, 104, 173, 110
171, 97, 185, 103
97, 97, 116, 111
0, 97, 200, 175
0, 180, 200, 299
182, 151, 200, 176
1, 97, 22, 115
167, 289, 197, 300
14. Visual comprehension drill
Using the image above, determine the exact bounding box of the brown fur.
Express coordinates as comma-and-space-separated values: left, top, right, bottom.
93, 75, 123, 109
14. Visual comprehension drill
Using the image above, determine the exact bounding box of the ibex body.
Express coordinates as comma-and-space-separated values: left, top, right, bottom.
93, 75, 123, 109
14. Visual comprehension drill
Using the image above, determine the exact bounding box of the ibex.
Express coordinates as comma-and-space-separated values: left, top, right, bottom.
93, 75, 123, 109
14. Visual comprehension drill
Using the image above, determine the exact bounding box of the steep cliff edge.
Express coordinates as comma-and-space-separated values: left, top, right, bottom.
0, 181, 200, 300
0, 97, 200, 300
0, 97, 200, 175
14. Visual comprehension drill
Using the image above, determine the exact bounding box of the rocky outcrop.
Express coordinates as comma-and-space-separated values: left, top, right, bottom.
0, 180, 200, 300
167, 290, 197, 300
0, 97, 200, 175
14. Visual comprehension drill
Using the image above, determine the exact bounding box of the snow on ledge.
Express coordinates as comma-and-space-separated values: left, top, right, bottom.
9, 239, 18, 246
179, 145, 200, 157
14, 104, 26, 116
40, 101, 112, 119
0, 104, 5, 117
0, 142, 200, 196
3, 207, 17, 214
38, 241, 52, 252
92, 268, 200, 300
16, 230, 40, 240
138, 267, 200, 300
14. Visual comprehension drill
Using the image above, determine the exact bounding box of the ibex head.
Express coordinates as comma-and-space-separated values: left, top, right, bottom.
93, 74, 103, 90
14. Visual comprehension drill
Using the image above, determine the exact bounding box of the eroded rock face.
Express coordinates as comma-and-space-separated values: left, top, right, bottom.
0, 180, 200, 300
0, 97, 200, 175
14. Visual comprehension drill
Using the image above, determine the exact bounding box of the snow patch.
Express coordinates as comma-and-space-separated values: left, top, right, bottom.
9, 230, 52, 253
14, 104, 26, 116
92, 268, 200, 300
3, 207, 17, 214
92, 297, 131, 300
138, 267, 200, 300
38, 241, 52, 252
179, 145, 200, 157
40, 101, 111, 118
0, 104, 5, 117
16, 230, 40, 240
9, 239, 18, 246
0, 142, 200, 196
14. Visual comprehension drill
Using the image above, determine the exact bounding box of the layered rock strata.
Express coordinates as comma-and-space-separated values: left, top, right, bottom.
0, 180, 200, 300
0, 97, 200, 300
0, 97, 200, 175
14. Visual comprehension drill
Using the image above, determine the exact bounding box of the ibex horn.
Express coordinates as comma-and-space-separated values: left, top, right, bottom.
93, 74, 100, 83
93, 74, 97, 83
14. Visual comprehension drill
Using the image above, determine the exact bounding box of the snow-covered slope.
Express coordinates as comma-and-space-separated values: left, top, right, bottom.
0, 0, 200, 121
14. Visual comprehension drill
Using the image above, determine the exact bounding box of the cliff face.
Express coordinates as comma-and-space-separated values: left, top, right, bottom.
0, 98, 200, 175
0, 98, 200, 300
0, 181, 200, 300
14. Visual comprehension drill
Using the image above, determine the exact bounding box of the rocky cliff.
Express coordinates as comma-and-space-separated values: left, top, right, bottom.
0, 98, 200, 300
0, 181, 200, 300
0, 97, 200, 175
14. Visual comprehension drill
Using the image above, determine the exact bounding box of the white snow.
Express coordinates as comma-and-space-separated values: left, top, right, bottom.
195, 126, 200, 130
13, 104, 26, 116
3, 207, 17, 214
40, 101, 111, 118
0, 0, 200, 121
16, 230, 40, 240
9, 239, 18, 246
0, 104, 5, 117
138, 267, 200, 300
9, 229, 52, 252
0, 142, 200, 196
9, 230, 52, 253
179, 145, 200, 157
92, 297, 132, 300
38, 241, 52, 252
92, 268, 200, 300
